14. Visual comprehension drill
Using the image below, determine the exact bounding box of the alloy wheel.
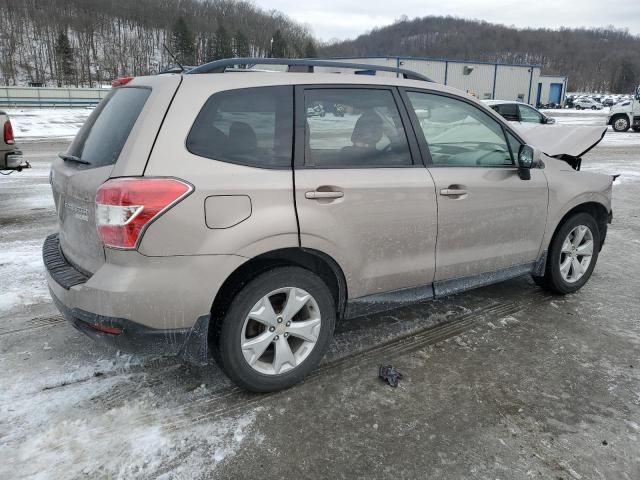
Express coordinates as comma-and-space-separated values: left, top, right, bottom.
559, 225, 594, 283
240, 287, 321, 375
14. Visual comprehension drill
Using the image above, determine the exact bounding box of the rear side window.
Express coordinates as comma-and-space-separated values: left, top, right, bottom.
303, 88, 412, 168
68, 87, 150, 168
187, 86, 293, 168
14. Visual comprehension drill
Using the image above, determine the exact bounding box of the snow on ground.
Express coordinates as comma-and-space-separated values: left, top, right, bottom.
0, 239, 50, 313
0, 357, 259, 479
7, 108, 93, 140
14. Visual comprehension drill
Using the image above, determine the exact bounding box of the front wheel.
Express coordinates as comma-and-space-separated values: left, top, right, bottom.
213, 266, 336, 392
575, 105, 582, 110
533, 213, 600, 294
632, 126, 640, 132
612, 115, 630, 132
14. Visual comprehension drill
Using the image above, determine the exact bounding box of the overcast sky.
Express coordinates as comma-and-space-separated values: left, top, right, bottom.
252, 0, 640, 42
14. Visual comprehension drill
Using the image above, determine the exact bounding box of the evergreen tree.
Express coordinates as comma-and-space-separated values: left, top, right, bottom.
171, 17, 195, 65
235, 31, 250, 58
612, 58, 638, 93
271, 29, 286, 58
214, 25, 233, 59
55, 31, 74, 86
303, 40, 317, 58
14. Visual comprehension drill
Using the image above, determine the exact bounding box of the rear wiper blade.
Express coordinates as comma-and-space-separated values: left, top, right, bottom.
58, 153, 90, 165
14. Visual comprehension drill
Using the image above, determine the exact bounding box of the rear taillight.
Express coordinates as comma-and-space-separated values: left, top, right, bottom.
95, 178, 192, 249
4, 120, 14, 145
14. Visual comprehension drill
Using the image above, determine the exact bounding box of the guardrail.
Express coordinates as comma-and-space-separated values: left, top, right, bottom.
0, 86, 110, 107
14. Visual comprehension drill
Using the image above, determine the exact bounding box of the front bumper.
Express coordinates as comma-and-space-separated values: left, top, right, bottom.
42, 233, 246, 364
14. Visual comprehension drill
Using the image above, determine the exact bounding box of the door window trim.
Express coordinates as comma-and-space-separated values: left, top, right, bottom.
293, 84, 421, 169
398, 87, 529, 168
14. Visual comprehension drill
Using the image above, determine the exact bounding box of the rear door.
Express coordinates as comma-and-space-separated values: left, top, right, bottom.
52, 76, 180, 273
293, 85, 438, 299
401, 89, 548, 283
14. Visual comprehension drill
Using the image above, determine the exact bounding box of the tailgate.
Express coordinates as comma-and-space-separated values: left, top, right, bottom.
51, 75, 182, 274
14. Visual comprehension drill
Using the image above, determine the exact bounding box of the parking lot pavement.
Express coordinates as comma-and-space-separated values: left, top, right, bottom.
1, 132, 639, 479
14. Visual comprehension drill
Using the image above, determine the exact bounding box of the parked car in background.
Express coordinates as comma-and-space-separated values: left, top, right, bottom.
0, 110, 25, 171
574, 98, 603, 110
484, 100, 556, 124
45, 59, 613, 392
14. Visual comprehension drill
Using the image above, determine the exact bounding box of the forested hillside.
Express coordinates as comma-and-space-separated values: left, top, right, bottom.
321, 16, 640, 92
0, 0, 315, 87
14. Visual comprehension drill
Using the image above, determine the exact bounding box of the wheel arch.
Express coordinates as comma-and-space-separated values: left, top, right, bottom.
209, 247, 348, 344
549, 201, 609, 252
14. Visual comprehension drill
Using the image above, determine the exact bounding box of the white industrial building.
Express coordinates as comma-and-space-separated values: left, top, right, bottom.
318, 56, 567, 106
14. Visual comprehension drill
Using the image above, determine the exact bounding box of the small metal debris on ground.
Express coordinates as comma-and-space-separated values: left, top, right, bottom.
379, 364, 403, 387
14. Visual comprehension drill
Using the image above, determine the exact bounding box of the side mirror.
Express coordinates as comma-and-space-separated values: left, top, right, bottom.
518, 144, 535, 180
544, 116, 556, 124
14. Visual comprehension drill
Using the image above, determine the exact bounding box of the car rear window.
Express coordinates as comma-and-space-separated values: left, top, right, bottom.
67, 87, 151, 168
186, 86, 293, 168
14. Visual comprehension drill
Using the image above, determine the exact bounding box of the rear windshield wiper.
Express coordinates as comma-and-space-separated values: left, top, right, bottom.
58, 153, 90, 165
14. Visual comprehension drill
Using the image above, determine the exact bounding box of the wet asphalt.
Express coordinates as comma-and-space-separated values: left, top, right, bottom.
0, 136, 639, 479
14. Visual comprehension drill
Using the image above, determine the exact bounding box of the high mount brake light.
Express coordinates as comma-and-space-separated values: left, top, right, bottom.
95, 178, 192, 249
4, 120, 14, 145
111, 76, 135, 87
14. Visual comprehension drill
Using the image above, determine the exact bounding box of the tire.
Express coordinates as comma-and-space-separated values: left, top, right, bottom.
575, 105, 582, 110
213, 266, 336, 392
612, 115, 630, 132
591, 106, 597, 110
533, 213, 600, 295
632, 126, 640, 132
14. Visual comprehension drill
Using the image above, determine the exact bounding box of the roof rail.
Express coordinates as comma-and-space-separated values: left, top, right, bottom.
186, 58, 434, 82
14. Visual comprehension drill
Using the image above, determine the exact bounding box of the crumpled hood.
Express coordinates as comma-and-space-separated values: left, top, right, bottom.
514, 123, 607, 158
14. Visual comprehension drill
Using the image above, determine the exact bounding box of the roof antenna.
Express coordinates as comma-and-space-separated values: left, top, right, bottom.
163, 44, 184, 72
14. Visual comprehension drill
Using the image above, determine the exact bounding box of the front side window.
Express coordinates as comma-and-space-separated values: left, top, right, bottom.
187, 86, 293, 168
518, 105, 544, 123
406, 91, 514, 167
304, 89, 412, 167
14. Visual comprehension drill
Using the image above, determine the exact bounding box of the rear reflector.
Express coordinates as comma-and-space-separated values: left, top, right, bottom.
87, 322, 122, 335
4, 120, 14, 145
111, 76, 135, 87
96, 178, 192, 249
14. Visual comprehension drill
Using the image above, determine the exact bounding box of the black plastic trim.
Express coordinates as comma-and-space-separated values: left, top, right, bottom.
43, 233, 90, 289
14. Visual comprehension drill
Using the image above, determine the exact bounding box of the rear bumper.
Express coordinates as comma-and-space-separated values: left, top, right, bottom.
43, 233, 246, 364
50, 288, 209, 364
1, 149, 25, 170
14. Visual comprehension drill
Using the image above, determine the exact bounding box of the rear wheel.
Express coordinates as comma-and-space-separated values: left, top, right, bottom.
612, 115, 630, 132
213, 266, 336, 392
533, 213, 600, 294
575, 105, 582, 110
632, 126, 640, 132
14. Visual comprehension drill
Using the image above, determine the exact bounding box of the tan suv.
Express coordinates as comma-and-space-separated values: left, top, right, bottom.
44, 59, 613, 392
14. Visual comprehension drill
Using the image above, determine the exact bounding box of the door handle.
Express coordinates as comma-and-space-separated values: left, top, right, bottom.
305, 190, 344, 200
440, 188, 468, 196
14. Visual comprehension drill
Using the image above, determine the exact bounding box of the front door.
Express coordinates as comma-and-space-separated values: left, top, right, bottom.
402, 89, 548, 283
293, 86, 438, 299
